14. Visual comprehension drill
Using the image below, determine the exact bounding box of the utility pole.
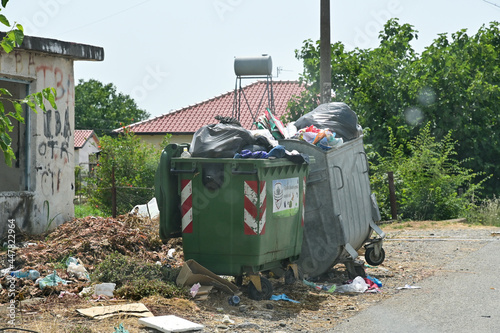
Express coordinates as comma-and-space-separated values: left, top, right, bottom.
320, 0, 331, 104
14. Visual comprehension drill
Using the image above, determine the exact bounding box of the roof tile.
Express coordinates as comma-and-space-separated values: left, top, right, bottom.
74, 130, 96, 148
116, 81, 305, 134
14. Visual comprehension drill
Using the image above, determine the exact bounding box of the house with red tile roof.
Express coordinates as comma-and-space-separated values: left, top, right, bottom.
114, 80, 305, 147
74, 130, 100, 172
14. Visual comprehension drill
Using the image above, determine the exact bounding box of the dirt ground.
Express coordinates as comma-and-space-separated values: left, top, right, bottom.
1, 218, 499, 333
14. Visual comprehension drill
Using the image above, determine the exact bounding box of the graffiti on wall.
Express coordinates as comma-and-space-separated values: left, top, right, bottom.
38, 108, 72, 196
36, 65, 74, 197
36, 65, 74, 103
39, 109, 71, 160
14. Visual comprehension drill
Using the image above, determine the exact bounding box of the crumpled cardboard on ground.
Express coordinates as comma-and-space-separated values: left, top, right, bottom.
176, 259, 239, 294
76, 303, 153, 320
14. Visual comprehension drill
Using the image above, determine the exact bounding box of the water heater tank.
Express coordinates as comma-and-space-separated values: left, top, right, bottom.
234, 55, 272, 76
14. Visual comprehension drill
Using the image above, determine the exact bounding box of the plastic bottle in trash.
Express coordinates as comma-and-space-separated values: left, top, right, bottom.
181, 147, 191, 158
10, 269, 40, 280
228, 295, 240, 306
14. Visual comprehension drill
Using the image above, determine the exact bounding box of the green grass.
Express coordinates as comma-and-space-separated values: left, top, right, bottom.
466, 197, 500, 227
74, 203, 107, 218
92, 252, 186, 300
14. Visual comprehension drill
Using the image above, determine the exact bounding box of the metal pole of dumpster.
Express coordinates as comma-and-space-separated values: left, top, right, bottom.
320, 0, 331, 104
111, 164, 117, 218
387, 171, 397, 220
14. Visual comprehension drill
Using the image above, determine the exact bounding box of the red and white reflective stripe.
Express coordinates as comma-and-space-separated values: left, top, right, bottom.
244, 180, 266, 235
302, 176, 307, 227
180, 179, 193, 233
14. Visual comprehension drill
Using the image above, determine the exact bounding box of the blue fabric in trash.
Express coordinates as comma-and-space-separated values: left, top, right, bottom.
270, 293, 300, 303
367, 275, 383, 287
240, 149, 253, 158
252, 151, 268, 158
234, 149, 269, 159
268, 145, 286, 159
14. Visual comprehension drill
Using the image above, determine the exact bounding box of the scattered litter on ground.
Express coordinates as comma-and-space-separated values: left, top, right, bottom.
66, 257, 90, 281
270, 294, 300, 303
189, 283, 201, 298
302, 279, 337, 292
0, 214, 495, 332
76, 302, 153, 320
336, 276, 369, 293
176, 259, 239, 294
138, 315, 204, 332
94, 282, 116, 297
396, 284, 422, 290
130, 197, 159, 221
58, 291, 77, 298
228, 295, 240, 306
366, 275, 383, 287
38, 271, 69, 289
113, 323, 130, 333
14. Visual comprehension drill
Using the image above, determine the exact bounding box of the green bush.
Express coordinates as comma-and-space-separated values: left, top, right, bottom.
115, 278, 185, 300
87, 129, 167, 215
370, 123, 487, 221
92, 252, 186, 300
91, 252, 162, 287
74, 203, 107, 218
466, 197, 500, 226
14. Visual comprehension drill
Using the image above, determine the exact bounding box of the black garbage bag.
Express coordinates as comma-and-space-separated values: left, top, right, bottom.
294, 102, 362, 141
190, 123, 256, 158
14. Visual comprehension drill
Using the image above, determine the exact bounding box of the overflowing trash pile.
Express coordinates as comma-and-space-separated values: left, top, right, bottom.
0, 214, 184, 302
190, 102, 361, 161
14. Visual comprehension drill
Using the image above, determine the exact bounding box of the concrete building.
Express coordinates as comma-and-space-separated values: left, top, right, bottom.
74, 129, 99, 172
0, 35, 103, 237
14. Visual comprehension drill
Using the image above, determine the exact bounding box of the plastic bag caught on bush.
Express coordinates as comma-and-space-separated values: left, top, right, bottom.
295, 102, 361, 141
190, 123, 255, 158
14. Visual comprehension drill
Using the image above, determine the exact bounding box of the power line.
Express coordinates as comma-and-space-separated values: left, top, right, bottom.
58, 0, 154, 36
482, 0, 500, 9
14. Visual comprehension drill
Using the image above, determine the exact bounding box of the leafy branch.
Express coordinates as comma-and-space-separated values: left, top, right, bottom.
0, 0, 58, 166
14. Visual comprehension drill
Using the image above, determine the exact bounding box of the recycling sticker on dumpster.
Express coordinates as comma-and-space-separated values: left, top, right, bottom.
272, 177, 299, 217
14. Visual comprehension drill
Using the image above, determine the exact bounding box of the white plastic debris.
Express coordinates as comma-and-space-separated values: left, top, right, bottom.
79, 286, 94, 297
94, 283, 116, 297
138, 315, 203, 332
396, 284, 422, 290
190, 283, 201, 298
130, 197, 159, 220
336, 276, 369, 293
67, 262, 90, 280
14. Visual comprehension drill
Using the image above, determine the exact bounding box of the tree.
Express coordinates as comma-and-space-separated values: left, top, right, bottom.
75, 79, 150, 136
370, 123, 485, 220
0, 0, 57, 166
87, 128, 164, 216
289, 18, 499, 196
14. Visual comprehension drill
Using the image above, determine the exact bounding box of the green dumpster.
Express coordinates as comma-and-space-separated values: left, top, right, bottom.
155, 144, 310, 298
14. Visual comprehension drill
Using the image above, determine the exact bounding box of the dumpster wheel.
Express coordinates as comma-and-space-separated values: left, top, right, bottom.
365, 247, 385, 266
248, 277, 273, 301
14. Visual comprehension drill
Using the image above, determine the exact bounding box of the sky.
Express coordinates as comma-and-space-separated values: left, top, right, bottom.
3, 0, 500, 119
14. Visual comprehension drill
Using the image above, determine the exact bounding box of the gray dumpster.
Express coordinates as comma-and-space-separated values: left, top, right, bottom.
280, 136, 385, 278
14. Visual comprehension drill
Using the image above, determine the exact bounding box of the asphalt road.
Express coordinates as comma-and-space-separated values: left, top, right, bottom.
333, 238, 500, 333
